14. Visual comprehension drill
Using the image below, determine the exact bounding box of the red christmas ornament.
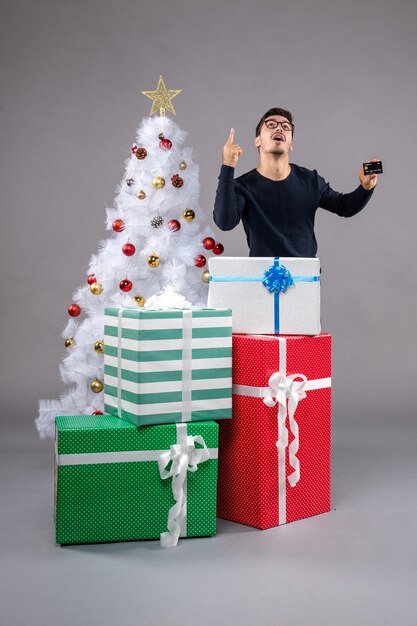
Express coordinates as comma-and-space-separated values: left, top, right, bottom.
87, 274, 97, 285
202, 237, 215, 250
92, 411, 103, 416
171, 174, 184, 188
159, 138, 172, 151
68, 303, 81, 317
122, 243, 136, 256
119, 278, 133, 292
194, 255, 207, 268
213, 243, 224, 255
168, 219, 181, 232
112, 219, 125, 233
131, 145, 138, 154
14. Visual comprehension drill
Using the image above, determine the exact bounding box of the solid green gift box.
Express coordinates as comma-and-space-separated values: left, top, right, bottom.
103, 307, 233, 427
55, 415, 219, 546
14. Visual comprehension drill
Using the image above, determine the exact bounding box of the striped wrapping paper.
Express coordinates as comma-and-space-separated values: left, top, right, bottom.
104, 307, 233, 427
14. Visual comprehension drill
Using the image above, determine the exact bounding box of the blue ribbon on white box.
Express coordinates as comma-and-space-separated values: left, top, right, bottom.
209, 258, 320, 333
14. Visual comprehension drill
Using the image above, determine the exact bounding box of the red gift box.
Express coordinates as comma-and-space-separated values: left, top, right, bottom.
217, 333, 332, 529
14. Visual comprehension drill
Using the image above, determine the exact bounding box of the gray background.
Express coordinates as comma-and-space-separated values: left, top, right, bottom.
1, 0, 416, 624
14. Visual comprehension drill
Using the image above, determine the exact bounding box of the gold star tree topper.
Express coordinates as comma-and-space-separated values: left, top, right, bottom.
141, 76, 182, 117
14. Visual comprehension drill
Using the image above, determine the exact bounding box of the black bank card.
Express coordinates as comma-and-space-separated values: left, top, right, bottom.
363, 161, 383, 175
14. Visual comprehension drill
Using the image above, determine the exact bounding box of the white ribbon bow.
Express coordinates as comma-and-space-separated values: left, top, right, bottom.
263, 371, 308, 487
158, 435, 210, 548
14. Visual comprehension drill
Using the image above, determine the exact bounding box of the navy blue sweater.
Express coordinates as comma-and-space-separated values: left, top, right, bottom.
213, 164, 374, 257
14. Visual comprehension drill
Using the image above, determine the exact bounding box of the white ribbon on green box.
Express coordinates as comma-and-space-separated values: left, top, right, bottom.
56, 422, 217, 548
233, 337, 331, 525
158, 423, 211, 548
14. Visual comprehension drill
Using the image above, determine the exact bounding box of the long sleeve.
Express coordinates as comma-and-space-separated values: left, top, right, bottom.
213, 165, 246, 231
317, 172, 374, 218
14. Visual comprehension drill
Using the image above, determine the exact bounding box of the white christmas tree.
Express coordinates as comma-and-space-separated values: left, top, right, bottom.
37, 76, 224, 438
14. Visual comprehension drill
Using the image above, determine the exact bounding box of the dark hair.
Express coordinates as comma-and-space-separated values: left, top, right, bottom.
255, 108, 294, 137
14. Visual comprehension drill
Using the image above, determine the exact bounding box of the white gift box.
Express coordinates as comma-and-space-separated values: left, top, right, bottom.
207, 257, 321, 335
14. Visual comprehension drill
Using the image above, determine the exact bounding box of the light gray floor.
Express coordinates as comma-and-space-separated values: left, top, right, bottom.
1, 416, 416, 626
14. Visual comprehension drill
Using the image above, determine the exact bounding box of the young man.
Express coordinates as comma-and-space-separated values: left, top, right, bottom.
213, 107, 378, 257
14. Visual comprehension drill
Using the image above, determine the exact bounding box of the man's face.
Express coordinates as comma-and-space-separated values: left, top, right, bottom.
255, 115, 293, 156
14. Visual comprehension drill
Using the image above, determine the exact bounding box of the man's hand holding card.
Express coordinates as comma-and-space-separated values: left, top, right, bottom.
359, 159, 382, 190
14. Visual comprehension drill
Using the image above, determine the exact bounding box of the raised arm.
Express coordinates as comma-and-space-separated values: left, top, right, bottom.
213, 129, 246, 231
318, 160, 378, 217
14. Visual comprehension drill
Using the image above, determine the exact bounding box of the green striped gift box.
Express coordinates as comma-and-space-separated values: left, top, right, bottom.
55, 415, 218, 545
104, 307, 233, 427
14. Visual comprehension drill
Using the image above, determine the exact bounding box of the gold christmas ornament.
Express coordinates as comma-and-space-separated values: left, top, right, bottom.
90, 282, 103, 295
201, 270, 210, 284
137, 190, 146, 200
133, 295, 145, 307
182, 208, 195, 221
179, 160, 188, 170
65, 337, 75, 349
90, 379, 104, 393
152, 176, 165, 189
141, 75, 182, 117
94, 340, 105, 354
147, 254, 160, 268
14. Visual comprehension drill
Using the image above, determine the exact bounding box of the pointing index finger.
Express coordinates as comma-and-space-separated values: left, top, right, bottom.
226, 128, 235, 144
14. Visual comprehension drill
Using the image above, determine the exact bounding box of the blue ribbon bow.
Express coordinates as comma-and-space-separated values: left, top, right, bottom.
262, 262, 294, 294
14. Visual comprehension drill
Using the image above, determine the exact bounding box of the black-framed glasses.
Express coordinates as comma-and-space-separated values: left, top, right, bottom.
264, 119, 294, 132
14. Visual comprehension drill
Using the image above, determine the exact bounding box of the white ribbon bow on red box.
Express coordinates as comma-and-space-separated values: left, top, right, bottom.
263, 370, 308, 488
